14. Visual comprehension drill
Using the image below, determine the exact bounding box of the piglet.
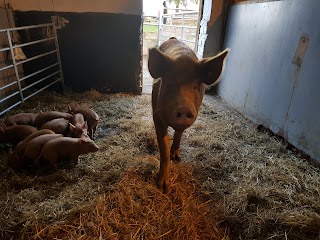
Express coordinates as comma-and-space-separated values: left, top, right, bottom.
0, 125, 38, 144
24, 134, 63, 166
68, 113, 88, 138
7, 148, 25, 170
41, 118, 70, 136
68, 106, 99, 139
34, 111, 73, 128
4, 113, 38, 126
41, 136, 99, 167
7, 129, 55, 170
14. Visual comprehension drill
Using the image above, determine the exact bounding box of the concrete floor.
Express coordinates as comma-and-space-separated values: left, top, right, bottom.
142, 55, 153, 94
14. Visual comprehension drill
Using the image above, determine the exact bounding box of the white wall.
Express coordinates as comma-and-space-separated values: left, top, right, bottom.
0, 0, 142, 15
219, 0, 320, 162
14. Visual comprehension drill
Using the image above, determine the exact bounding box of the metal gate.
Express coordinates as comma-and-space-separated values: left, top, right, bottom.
143, 7, 200, 52
158, 8, 200, 52
0, 21, 64, 116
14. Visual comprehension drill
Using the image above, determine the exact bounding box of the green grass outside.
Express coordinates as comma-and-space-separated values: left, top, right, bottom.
143, 24, 159, 33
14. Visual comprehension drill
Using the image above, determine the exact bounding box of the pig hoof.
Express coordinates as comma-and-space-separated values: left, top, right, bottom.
157, 175, 169, 194
170, 149, 181, 162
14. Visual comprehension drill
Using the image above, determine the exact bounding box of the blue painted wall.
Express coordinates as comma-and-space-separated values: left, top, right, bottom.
218, 0, 320, 162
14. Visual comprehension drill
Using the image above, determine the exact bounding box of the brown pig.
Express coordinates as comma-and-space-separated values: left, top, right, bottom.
7, 148, 25, 170
67, 106, 99, 139
41, 136, 99, 167
68, 113, 88, 138
4, 113, 39, 126
41, 118, 70, 136
24, 134, 63, 166
7, 129, 55, 170
0, 125, 38, 144
34, 111, 73, 128
148, 37, 229, 193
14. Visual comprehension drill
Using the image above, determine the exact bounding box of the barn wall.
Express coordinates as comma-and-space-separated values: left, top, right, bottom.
218, 0, 320, 162
1, 0, 141, 15
1, 0, 142, 93
0, 6, 24, 103
0, 7, 16, 99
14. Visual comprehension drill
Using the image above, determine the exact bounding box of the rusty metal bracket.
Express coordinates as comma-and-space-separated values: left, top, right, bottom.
292, 34, 309, 67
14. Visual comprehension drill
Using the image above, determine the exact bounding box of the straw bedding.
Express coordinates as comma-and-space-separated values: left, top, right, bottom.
0, 90, 319, 239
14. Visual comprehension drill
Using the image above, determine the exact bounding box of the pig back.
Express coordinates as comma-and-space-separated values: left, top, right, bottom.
34, 111, 73, 128
41, 137, 80, 166
14, 129, 55, 158
0, 125, 38, 144
159, 38, 197, 59
41, 136, 99, 166
4, 113, 39, 126
25, 134, 63, 164
41, 118, 70, 136
68, 106, 99, 129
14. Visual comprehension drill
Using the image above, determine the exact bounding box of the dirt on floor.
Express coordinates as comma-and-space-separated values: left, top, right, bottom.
0, 90, 319, 240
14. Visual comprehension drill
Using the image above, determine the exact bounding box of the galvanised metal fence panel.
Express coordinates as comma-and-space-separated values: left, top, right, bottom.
143, 7, 199, 52
0, 21, 64, 116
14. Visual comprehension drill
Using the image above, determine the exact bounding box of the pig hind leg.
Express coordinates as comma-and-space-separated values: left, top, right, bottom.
170, 130, 184, 161
90, 124, 98, 140
43, 151, 59, 167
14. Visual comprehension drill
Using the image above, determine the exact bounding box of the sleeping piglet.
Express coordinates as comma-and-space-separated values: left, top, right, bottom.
4, 113, 38, 126
24, 134, 63, 166
68, 106, 99, 139
0, 125, 38, 144
68, 113, 88, 138
34, 111, 73, 128
41, 136, 99, 167
41, 118, 70, 136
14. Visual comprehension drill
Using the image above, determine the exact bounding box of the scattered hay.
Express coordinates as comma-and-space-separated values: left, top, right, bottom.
18, 163, 225, 240
188, 96, 320, 239
0, 91, 319, 240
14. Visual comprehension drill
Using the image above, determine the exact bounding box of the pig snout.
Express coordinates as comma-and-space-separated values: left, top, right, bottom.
169, 106, 196, 129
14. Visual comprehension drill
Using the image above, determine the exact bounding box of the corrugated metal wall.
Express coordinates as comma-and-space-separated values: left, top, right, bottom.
219, 0, 320, 162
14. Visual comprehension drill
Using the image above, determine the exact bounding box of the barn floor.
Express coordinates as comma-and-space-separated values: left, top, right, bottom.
0, 90, 320, 240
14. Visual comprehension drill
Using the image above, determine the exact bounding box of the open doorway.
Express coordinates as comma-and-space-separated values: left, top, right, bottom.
142, 0, 204, 94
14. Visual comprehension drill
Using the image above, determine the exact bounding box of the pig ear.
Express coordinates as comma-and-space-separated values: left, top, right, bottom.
69, 123, 76, 131
148, 48, 172, 79
0, 127, 4, 133
199, 48, 230, 86
68, 106, 72, 112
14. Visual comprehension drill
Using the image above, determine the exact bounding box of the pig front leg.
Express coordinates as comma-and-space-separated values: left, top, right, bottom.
154, 116, 170, 193
170, 130, 183, 161
44, 152, 59, 168
88, 129, 93, 139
